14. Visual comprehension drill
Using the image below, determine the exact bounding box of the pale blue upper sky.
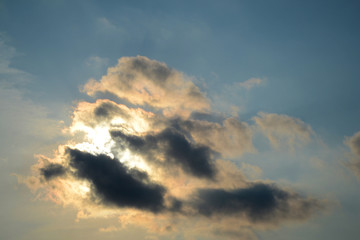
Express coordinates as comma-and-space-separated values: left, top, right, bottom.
1, 1, 360, 240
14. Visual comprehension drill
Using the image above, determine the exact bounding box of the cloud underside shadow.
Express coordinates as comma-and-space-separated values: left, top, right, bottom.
40, 148, 323, 223
110, 127, 217, 180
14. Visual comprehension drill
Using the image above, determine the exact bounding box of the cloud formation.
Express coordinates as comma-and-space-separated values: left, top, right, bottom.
253, 112, 313, 151
193, 183, 322, 223
236, 78, 264, 90
67, 148, 166, 213
345, 131, 360, 179
40, 148, 167, 213
40, 163, 67, 181
22, 56, 325, 239
83, 56, 209, 116
111, 127, 217, 180
174, 117, 254, 158
39, 147, 322, 225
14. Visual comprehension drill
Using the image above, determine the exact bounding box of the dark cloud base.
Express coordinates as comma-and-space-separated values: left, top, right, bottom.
40, 148, 322, 223
41, 148, 166, 213
111, 127, 217, 180
193, 183, 322, 222
40, 163, 66, 180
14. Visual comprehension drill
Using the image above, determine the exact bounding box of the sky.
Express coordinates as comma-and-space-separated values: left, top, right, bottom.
1, 0, 360, 239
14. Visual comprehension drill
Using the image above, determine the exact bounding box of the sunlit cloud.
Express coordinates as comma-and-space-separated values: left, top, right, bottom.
253, 112, 314, 151
83, 56, 210, 117
20, 56, 326, 239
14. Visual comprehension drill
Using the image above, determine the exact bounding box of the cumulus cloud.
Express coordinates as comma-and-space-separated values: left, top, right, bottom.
83, 56, 209, 116
21, 56, 325, 239
253, 112, 314, 151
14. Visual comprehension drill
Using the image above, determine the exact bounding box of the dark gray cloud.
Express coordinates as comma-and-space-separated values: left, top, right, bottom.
66, 148, 167, 213
192, 183, 322, 223
111, 127, 217, 180
40, 163, 67, 180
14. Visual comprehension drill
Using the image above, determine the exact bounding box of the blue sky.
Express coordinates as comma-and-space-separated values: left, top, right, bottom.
1, 1, 360, 240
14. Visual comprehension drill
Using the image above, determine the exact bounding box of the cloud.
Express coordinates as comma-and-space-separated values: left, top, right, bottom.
70, 99, 160, 132
99, 226, 121, 232
41, 148, 167, 213
192, 183, 322, 224
40, 163, 67, 180
111, 127, 217, 180
174, 116, 255, 158
38, 148, 323, 228
83, 56, 209, 116
212, 228, 258, 240
96, 17, 120, 33
253, 112, 313, 151
20, 56, 326, 239
68, 148, 167, 213
0, 37, 32, 86
344, 131, 360, 178
236, 78, 264, 90
85, 56, 109, 76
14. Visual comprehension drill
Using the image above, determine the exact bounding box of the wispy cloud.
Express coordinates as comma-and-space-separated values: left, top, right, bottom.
236, 78, 264, 90
344, 131, 360, 179
96, 17, 120, 32
253, 112, 314, 151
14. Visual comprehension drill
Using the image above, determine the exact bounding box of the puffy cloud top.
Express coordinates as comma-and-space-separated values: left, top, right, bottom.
83, 56, 209, 116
